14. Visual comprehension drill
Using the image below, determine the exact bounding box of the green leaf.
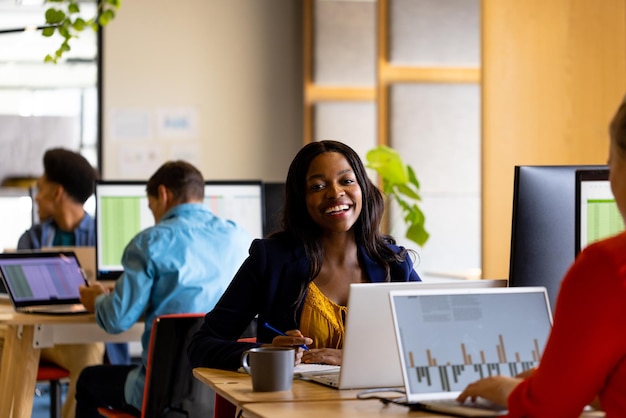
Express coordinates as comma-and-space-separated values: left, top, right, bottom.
42, 27, 56, 37
366, 146, 408, 185
405, 204, 425, 224
395, 197, 411, 212
406, 223, 429, 247
366, 144, 428, 247
396, 183, 421, 201
68, 2, 80, 13
45, 8, 65, 24
58, 25, 70, 39
72, 18, 86, 31
407, 165, 420, 189
99, 9, 116, 25
44, 54, 55, 63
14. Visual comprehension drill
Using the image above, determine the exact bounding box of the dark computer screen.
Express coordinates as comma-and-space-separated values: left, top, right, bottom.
508, 165, 605, 311
262, 182, 285, 237
575, 168, 624, 256
95, 180, 264, 280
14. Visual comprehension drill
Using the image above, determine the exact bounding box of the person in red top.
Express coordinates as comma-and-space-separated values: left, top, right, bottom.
457, 96, 626, 417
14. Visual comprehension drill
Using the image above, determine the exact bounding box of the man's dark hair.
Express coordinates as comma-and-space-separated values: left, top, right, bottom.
146, 160, 205, 202
43, 148, 97, 204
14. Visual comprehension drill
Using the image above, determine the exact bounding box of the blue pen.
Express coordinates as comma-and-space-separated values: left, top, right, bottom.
262, 322, 310, 350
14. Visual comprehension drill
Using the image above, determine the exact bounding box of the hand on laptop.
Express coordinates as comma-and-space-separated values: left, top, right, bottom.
515, 368, 535, 379
79, 282, 108, 313
456, 376, 522, 407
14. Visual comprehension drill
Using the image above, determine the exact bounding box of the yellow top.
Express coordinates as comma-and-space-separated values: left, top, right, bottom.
299, 282, 346, 349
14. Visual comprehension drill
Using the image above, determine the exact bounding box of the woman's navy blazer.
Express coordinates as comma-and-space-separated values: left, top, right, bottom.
188, 234, 420, 370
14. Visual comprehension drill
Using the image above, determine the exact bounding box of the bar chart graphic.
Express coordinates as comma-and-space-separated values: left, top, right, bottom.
407, 334, 543, 391
391, 291, 552, 394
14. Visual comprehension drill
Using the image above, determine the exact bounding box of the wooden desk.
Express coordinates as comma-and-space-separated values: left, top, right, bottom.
194, 368, 607, 418
192, 367, 373, 405
243, 399, 452, 418
193, 368, 444, 417
0, 303, 143, 418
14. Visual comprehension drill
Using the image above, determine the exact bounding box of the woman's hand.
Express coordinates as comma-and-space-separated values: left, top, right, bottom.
515, 367, 535, 379
301, 348, 342, 365
270, 329, 312, 348
456, 376, 522, 407
269, 329, 313, 366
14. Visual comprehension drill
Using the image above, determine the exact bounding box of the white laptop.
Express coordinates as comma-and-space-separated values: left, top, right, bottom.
300, 279, 507, 390
388, 286, 553, 416
0, 251, 89, 314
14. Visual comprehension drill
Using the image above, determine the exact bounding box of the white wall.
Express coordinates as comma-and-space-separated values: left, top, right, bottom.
102, 0, 303, 182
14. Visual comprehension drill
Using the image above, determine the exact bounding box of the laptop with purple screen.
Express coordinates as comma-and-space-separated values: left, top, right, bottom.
0, 251, 88, 314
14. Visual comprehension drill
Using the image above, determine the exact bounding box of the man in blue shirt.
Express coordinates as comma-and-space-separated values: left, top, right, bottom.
17, 148, 128, 418
75, 160, 251, 417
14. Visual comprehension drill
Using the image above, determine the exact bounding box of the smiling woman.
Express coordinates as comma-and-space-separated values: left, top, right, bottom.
187, 140, 422, 372
305, 151, 363, 236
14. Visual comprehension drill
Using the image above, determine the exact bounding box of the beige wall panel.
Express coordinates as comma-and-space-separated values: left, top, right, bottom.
482, 0, 626, 279
102, 0, 303, 181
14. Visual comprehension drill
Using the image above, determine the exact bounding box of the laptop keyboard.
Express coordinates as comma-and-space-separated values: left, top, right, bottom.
307, 373, 339, 387
294, 364, 340, 375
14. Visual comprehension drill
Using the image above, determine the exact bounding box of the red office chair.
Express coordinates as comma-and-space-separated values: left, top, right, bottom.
97, 314, 213, 418
37, 361, 70, 418
213, 337, 257, 418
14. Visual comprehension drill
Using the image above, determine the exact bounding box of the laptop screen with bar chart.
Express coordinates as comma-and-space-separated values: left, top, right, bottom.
388, 286, 553, 416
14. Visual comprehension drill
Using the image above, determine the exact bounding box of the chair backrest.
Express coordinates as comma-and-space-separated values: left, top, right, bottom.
142, 313, 214, 418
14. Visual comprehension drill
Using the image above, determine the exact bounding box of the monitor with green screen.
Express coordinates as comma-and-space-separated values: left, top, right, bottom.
95, 180, 263, 280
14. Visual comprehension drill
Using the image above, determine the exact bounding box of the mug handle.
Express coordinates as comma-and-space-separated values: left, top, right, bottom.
241, 350, 252, 375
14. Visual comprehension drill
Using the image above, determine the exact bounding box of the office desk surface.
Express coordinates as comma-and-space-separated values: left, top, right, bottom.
192, 367, 393, 405
243, 401, 609, 418
194, 368, 607, 418
0, 301, 143, 418
243, 399, 453, 418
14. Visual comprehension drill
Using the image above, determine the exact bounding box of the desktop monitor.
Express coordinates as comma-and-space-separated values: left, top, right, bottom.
575, 168, 624, 255
95, 180, 263, 280
508, 165, 605, 311
0, 187, 33, 295
0, 188, 34, 252
262, 182, 285, 237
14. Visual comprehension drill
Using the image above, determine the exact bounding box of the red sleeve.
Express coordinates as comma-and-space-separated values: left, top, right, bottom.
507, 236, 626, 417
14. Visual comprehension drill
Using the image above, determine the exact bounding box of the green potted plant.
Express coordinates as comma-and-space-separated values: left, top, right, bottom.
366, 145, 429, 247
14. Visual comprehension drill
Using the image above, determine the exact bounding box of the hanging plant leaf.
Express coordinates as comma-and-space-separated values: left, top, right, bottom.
42, 0, 121, 63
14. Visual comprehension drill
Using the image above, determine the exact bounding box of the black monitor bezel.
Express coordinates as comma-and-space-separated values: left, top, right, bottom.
508, 164, 606, 311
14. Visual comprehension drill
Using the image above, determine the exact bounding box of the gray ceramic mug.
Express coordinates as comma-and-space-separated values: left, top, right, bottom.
241, 347, 295, 392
